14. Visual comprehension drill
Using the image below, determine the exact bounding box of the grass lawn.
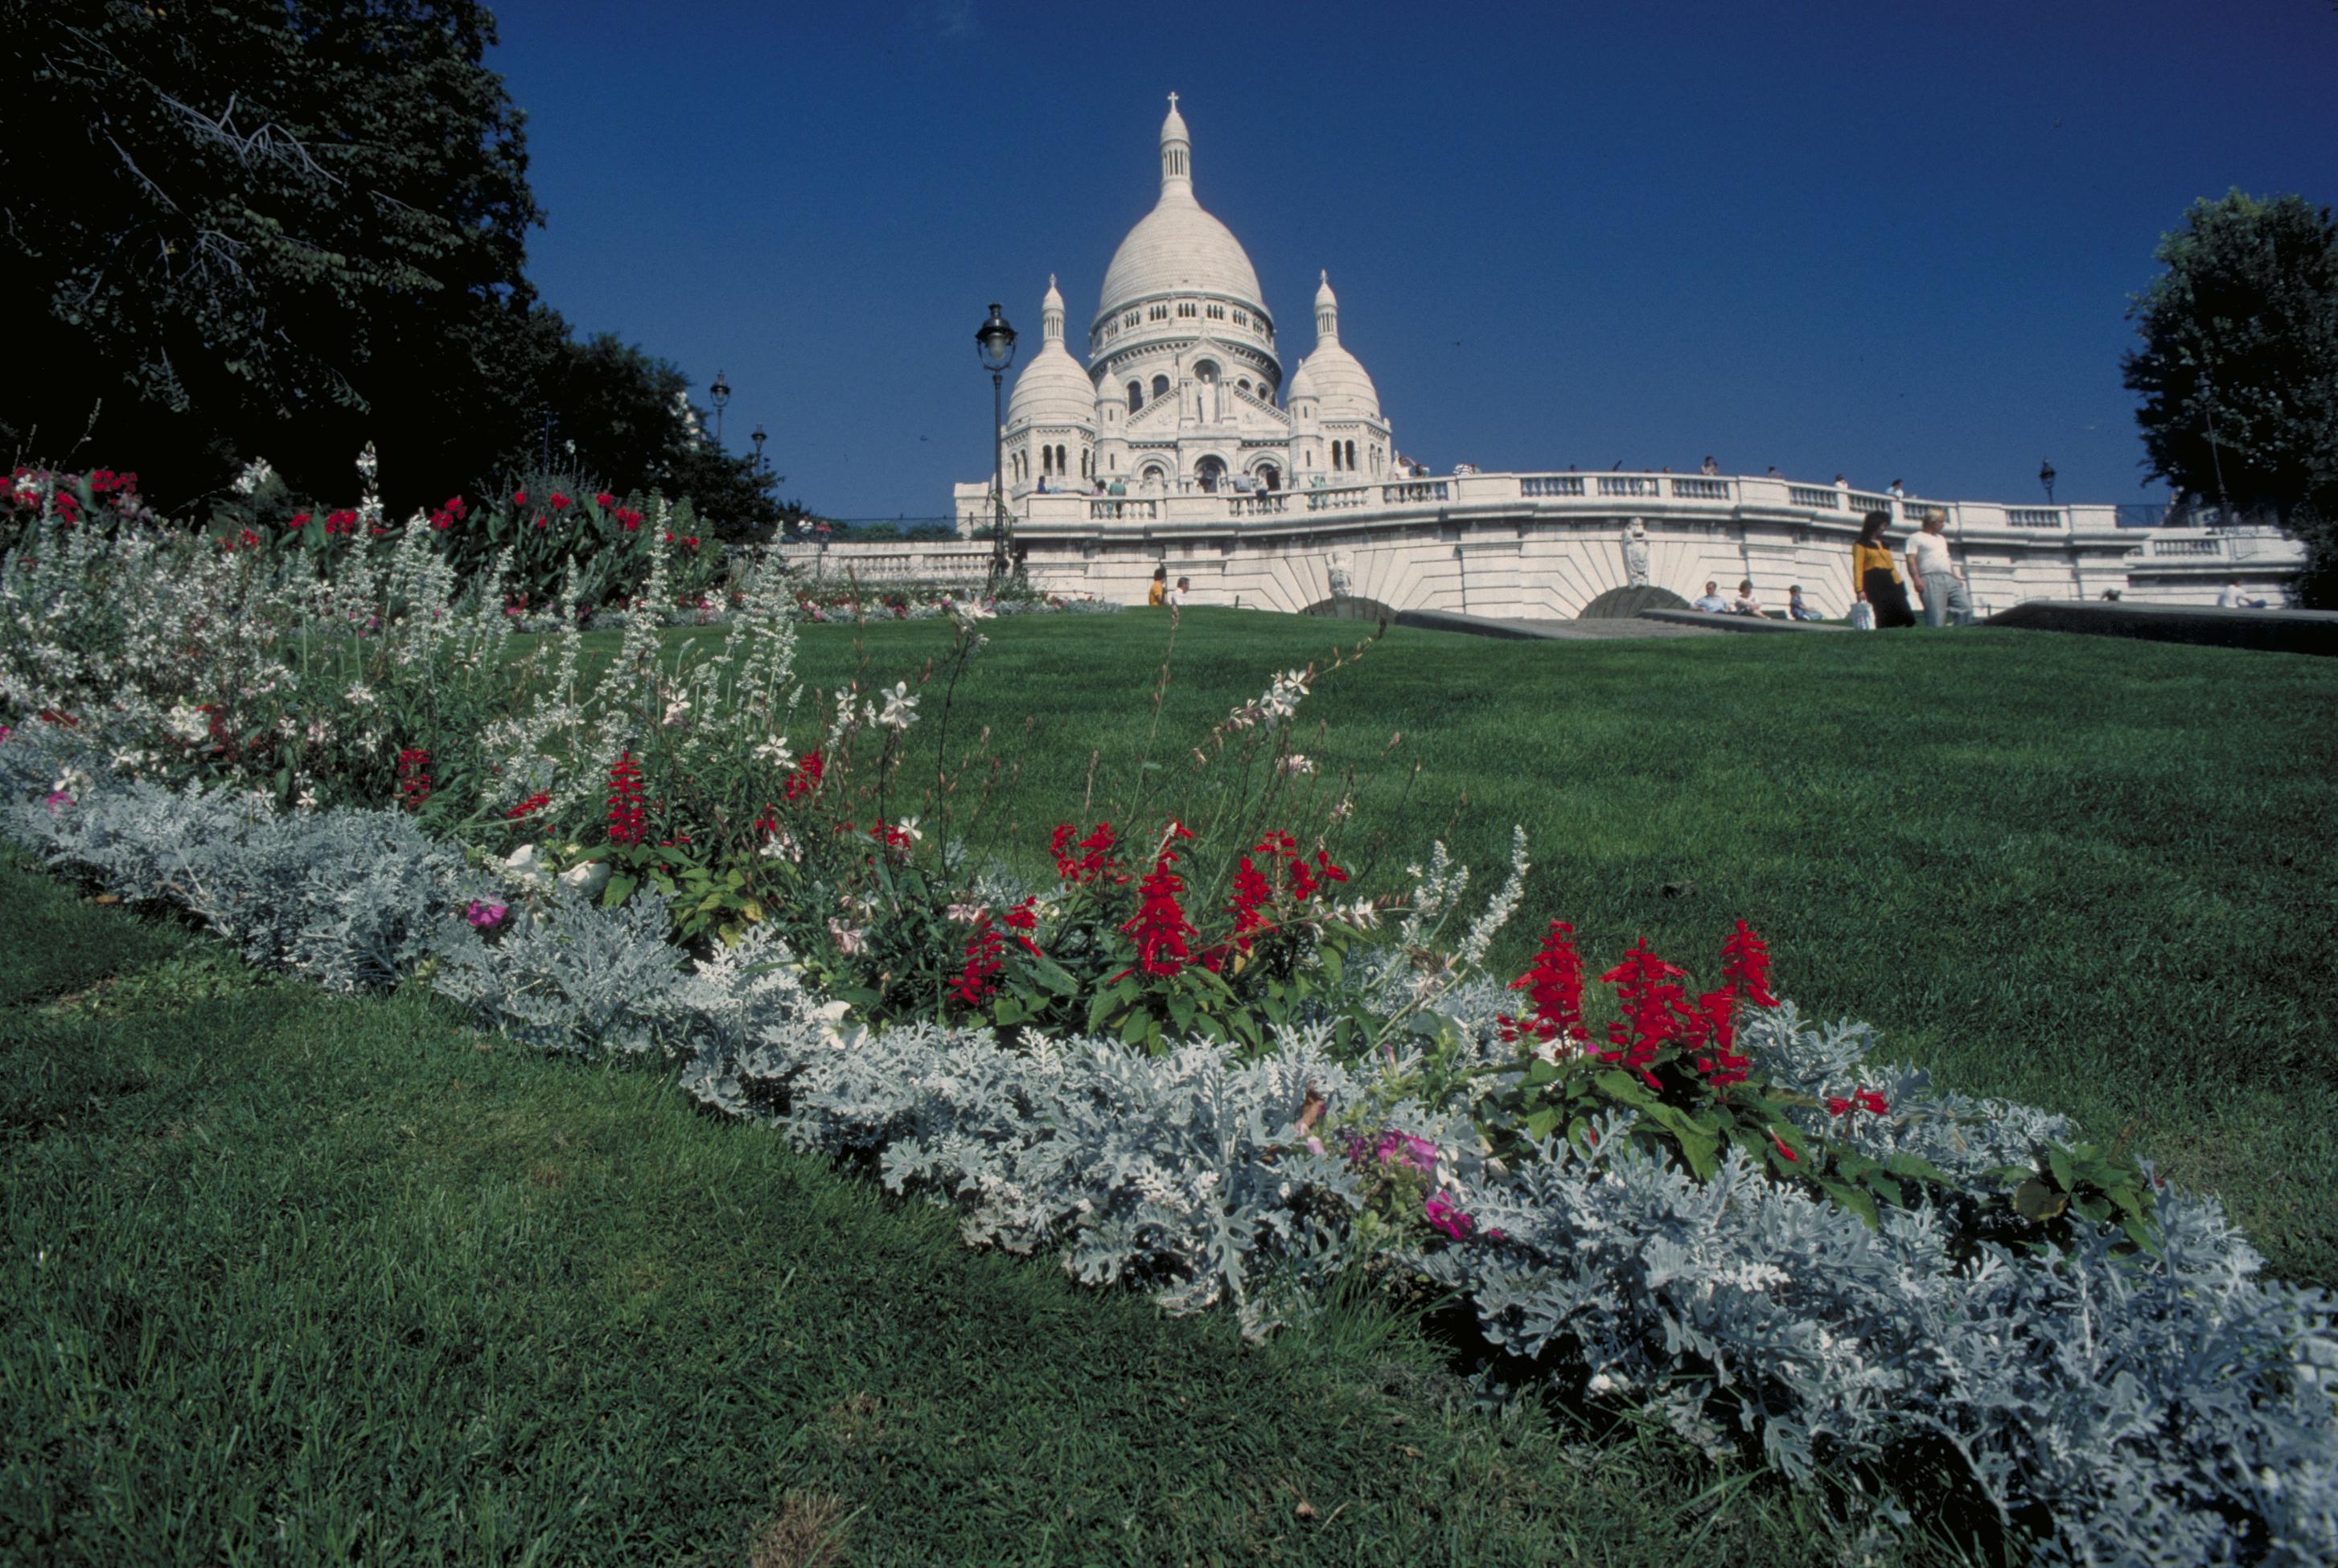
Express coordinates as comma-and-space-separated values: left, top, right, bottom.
713, 608, 2337, 1286
1, 857, 1895, 1566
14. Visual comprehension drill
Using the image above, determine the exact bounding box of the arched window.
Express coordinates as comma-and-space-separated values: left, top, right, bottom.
1128, 381, 1143, 413
1258, 463, 1280, 492
1330, 442, 1342, 472
1236, 379, 1250, 395
1054, 444, 1067, 474
1151, 374, 1169, 400
1194, 360, 1218, 384
1195, 456, 1227, 493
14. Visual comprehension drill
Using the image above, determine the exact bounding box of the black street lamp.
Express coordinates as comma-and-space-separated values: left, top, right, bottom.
709, 370, 731, 447
2038, 459, 2057, 505
976, 302, 1018, 580
750, 424, 768, 474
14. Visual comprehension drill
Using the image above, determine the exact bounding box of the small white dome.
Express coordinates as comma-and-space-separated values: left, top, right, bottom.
1009, 274, 1095, 429
1287, 359, 1317, 400
1292, 343, 1379, 417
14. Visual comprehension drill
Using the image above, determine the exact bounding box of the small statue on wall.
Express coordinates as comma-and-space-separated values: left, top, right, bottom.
1327, 550, 1355, 601
1623, 518, 1651, 586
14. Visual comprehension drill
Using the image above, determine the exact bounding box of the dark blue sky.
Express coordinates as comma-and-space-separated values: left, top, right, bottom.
485, 0, 2336, 517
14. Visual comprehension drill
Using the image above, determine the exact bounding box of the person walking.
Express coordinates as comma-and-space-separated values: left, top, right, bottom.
1851, 511, 1916, 628
1905, 509, 1971, 626
1146, 564, 1168, 606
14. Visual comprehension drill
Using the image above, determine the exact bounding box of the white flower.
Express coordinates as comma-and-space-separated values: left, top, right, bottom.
951, 599, 996, 632
945, 901, 988, 923
661, 696, 691, 726
827, 917, 866, 956
343, 682, 376, 708
892, 815, 923, 844
753, 735, 795, 768
1280, 753, 1316, 776
295, 784, 319, 811
231, 457, 276, 496
1329, 795, 1354, 823
807, 998, 867, 1054
757, 831, 803, 864
304, 717, 335, 745
163, 704, 208, 743
1339, 898, 1381, 930
874, 681, 919, 732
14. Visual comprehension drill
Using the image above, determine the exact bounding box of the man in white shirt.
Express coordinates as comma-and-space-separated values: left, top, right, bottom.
1169, 575, 1191, 607
2217, 581, 2268, 609
1691, 581, 1730, 613
1905, 511, 1970, 626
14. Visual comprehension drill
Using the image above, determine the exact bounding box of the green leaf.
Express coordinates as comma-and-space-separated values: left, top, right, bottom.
1118, 1010, 1151, 1047
992, 994, 1027, 1026
2047, 1147, 2075, 1191
1820, 1180, 1880, 1228
1027, 956, 1080, 997
1862, 1173, 1906, 1209
1523, 1107, 1561, 1143
599, 872, 638, 907
2014, 1178, 2069, 1222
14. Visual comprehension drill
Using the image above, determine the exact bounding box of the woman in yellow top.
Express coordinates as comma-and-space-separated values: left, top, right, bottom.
1851, 511, 1916, 627
1146, 564, 1168, 606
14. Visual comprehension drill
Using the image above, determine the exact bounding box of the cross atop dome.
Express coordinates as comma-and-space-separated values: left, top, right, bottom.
1159, 92, 1191, 191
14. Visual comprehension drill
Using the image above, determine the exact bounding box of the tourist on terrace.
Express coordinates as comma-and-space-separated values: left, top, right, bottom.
1169, 576, 1191, 607
1147, 565, 1167, 607
2218, 580, 2269, 609
1691, 581, 1730, 613
1852, 511, 1916, 628
1788, 585, 1824, 622
1732, 580, 1765, 616
1905, 510, 1972, 627
1700, 455, 1720, 476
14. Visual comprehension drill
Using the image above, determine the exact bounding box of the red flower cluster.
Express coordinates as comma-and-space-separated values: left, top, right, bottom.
868, 818, 917, 852
1218, 831, 1349, 958
1597, 940, 1694, 1090
395, 748, 432, 811
549, 491, 571, 511
662, 532, 701, 552
614, 507, 644, 531
220, 527, 264, 553
1123, 833, 1198, 977
606, 751, 647, 844
1050, 822, 1123, 885
429, 495, 467, 531
1826, 1090, 1891, 1118
954, 916, 1006, 1006
288, 511, 312, 532
594, 491, 615, 508
782, 749, 824, 802
504, 790, 550, 820
512, 488, 528, 507
1002, 896, 1042, 955
88, 469, 138, 495
1720, 921, 1778, 1008
323, 509, 359, 536
1500, 919, 1588, 1049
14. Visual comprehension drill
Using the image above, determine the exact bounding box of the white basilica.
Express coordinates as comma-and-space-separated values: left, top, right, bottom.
965, 94, 1395, 518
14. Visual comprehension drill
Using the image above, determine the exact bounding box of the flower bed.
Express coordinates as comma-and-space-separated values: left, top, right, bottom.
4, 466, 2336, 1562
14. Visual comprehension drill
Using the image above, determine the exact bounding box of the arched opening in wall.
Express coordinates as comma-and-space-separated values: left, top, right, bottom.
1151, 374, 1170, 401
1237, 378, 1251, 395
1330, 442, 1343, 472
1194, 360, 1219, 384
1194, 456, 1227, 494
1255, 463, 1281, 492
1138, 463, 1169, 489
1041, 447, 1053, 477
1127, 381, 1143, 413
1054, 445, 1067, 475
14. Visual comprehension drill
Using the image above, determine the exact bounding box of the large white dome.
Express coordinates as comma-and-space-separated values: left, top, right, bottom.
1095, 96, 1265, 322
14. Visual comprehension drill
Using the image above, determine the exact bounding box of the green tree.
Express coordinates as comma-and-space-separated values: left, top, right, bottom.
0, 0, 543, 509
2122, 191, 2338, 604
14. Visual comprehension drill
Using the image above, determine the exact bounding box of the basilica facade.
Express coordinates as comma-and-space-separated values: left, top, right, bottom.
972, 95, 1395, 516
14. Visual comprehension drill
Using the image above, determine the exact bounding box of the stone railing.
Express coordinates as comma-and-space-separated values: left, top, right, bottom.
778, 541, 993, 582
984, 470, 2150, 543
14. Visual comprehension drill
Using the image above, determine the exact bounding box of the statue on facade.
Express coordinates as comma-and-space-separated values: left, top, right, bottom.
1327, 550, 1355, 601
1623, 518, 1651, 586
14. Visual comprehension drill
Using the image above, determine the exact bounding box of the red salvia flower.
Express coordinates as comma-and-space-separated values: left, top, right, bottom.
1123, 848, 1196, 977
395, 748, 432, 811
954, 916, 1007, 1006
1854, 1089, 1890, 1117
1826, 1096, 1854, 1117
1499, 918, 1588, 1049
1227, 854, 1276, 950
1772, 1133, 1800, 1164
782, 749, 825, 802
549, 491, 571, 511
594, 491, 615, 507
1001, 896, 1043, 955
505, 791, 551, 820
1720, 920, 1778, 1008
606, 750, 647, 845
1050, 822, 1122, 885
1687, 986, 1752, 1088
1597, 939, 1694, 1090
512, 488, 528, 507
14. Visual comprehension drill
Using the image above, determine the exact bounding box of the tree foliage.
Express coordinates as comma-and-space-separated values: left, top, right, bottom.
2122, 191, 2338, 602
0, 0, 783, 535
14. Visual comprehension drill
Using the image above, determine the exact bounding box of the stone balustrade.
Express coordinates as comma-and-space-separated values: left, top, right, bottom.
918, 471, 2304, 615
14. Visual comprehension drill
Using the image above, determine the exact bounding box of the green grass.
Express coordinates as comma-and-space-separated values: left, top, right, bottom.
2, 856, 1910, 1566
714, 609, 2338, 1285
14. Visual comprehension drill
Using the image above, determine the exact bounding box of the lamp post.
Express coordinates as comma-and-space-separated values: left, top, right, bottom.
709, 371, 731, 448
976, 302, 1018, 580
2039, 459, 2057, 506
750, 425, 767, 473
